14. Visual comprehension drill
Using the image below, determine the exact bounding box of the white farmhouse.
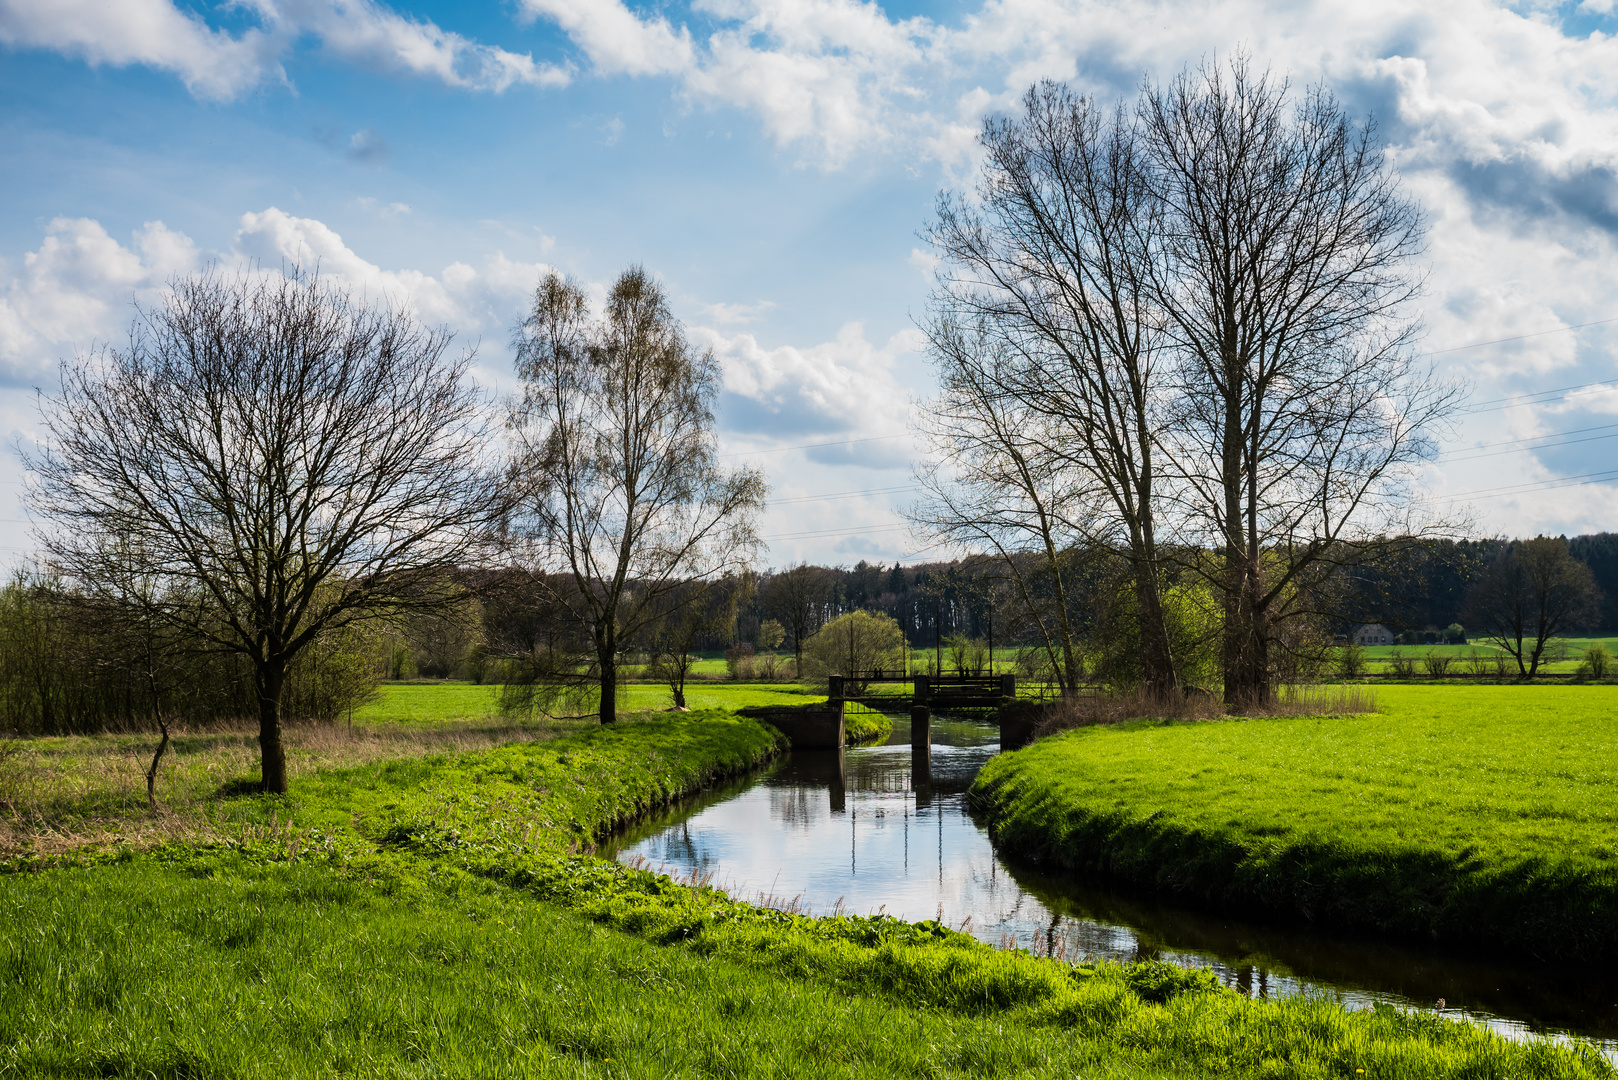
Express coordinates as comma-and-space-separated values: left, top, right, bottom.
1351, 623, 1394, 647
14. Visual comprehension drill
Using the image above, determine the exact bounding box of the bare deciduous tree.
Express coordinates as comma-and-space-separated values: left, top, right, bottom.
506, 267, 765, 723
29, 269, 503, 793
644, 574, 750, 709
1463, 536, 1600, 679
1144, 58, 1459, 705
919, 84, 1171, 693
760, 563, 831, 676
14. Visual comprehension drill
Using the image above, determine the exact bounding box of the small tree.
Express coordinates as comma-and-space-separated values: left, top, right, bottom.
645, 576, 747, 708
506, 268, 765, 722
29, 269, 503, 793
1336, 642, 1367, 679
801, 610, 908, 693
1463, 537, 1601, 679
757, 619, 786, 652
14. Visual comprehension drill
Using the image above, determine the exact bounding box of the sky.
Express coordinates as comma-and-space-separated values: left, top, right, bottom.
3, 0, 1618, 571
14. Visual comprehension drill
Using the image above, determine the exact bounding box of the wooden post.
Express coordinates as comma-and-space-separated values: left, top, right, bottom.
1001, 673, 1016, 700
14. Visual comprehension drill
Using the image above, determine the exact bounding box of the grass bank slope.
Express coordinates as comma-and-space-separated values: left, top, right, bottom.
3, 708, 1611, 1077
971, 685, 1618, 963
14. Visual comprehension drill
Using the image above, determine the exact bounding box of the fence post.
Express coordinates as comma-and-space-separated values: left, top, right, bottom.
1000, 673, 1016, 700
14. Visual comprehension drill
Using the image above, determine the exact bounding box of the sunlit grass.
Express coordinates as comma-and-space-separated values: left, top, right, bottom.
974, 684, 1618, 962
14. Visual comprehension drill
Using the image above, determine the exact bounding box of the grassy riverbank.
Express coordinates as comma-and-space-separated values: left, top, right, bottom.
3, 707, 1611, 1077
972, 684, 1618, 965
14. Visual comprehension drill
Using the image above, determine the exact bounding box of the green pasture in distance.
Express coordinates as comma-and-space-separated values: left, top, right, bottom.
973, 683, 1618, 962
351, 681, 503, 723
353, 680, 820, 723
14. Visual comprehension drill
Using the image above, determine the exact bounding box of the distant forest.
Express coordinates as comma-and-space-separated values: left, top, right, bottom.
728, 533, 1618, 651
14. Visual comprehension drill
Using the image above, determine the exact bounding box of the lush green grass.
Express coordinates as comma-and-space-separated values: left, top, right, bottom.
355, 680, 823, 723
972, 684, 1618, 963
1357, 636, 1618, 676
5, 708, 1609, 1078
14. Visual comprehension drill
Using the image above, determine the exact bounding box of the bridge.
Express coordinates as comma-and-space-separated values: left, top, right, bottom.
738, 671, 1040, 756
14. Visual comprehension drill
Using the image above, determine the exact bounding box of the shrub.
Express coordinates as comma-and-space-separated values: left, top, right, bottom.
1579, 643, 1612, 680
1387, 649, 1418, 678
1421, 650, 1452, 678
1336, 642, 1366, 678
723, 642, 755, 679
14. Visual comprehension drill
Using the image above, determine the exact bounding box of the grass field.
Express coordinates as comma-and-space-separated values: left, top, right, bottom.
5, 708, 1609, 1078
972, 684, 1618, 964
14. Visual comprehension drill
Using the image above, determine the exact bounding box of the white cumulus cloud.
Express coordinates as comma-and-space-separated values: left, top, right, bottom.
0, 0, 566, 99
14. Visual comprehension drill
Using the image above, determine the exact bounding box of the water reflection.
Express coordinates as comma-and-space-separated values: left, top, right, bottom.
605, 715, 1618, 1054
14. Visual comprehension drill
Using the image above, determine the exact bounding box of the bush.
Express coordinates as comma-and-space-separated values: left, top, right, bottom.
1387, 649, 1418, 678
724, 642, 755, 679
1336, 642, 1366, 678
1579, 643, 1612, 680
1421, 650, 1452, 678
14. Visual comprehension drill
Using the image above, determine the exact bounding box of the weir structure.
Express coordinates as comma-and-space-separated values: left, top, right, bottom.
741, 671, 1032, 752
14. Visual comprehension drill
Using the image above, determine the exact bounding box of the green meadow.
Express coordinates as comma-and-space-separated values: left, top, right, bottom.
972, 684, 1618, 963
4, 706, 1610, 1078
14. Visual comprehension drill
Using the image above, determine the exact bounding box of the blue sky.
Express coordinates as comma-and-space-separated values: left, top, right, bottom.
3, 0, 1618, 568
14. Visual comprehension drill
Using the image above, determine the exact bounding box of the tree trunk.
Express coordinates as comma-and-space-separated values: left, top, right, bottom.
1134, 560, 1178, 699
258, 660, 289, 794
145, 714, 170, 812
599, 655, 617, 723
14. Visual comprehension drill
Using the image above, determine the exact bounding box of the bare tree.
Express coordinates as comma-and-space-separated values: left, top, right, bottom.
507, 267, 765, 723
644, 574, 749, 709
760, 563, 831, 676
1463, 537, 1600, 679
1141, 58, 1459, 705
919, 84, 1172, 692
29, 269, 503, 793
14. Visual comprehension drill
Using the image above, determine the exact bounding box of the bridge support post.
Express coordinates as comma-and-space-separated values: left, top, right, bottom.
1000, 673, 1016, 700
910, 704, 931, 784
912, 674, 930, 706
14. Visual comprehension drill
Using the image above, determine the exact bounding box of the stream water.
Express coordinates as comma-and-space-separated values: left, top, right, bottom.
604, 714, 1618, 1055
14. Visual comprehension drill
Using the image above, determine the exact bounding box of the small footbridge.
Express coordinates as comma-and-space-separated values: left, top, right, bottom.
738, 671, 1040, 755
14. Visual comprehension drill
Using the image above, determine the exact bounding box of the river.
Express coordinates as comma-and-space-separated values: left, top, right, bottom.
604, 713, 1618, 1055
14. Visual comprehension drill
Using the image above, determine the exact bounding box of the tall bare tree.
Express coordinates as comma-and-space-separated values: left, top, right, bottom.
1143, 58, 1458, 705
1463, 536, 1600, 679
911, 328, 1085, 691
29, 269, 503, 792
920, 83, 1173, 693
507, 267, 765, 722
760, 563, 831, 676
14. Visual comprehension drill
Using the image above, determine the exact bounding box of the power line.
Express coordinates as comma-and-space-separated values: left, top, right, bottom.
770, 485, 919, 506
721, 433, 911, 458
1424, 315, 1618, 358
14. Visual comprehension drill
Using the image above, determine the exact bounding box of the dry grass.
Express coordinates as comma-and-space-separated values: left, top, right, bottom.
1030, 683, 1378, 740
0, 716, 573, 859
